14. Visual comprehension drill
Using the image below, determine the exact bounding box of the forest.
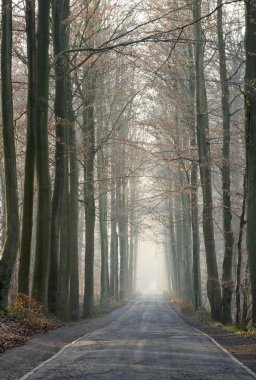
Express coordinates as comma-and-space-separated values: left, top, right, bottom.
0, 0, 255, 329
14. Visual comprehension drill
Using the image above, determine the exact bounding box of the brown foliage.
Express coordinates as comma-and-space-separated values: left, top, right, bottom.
0, 294, 63, 353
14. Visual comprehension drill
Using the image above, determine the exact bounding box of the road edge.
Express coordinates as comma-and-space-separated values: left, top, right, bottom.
19, 333, 90, 380
19, 299, 135, 379
167, 301, 256, 379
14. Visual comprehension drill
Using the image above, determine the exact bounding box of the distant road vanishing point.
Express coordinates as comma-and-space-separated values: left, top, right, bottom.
20, 295, 256, 380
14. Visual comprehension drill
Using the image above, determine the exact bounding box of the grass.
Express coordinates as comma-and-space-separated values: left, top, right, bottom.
166, 293, 256, 338
222, 325, 256, 338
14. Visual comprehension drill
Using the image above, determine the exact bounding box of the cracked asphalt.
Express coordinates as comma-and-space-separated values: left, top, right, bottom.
20, 295, 256, 380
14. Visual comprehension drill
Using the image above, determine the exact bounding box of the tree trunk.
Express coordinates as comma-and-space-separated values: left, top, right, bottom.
110, 174, 119, 301
32, 0, 51, 306
68, 86, 80, 321
169, 189, 178, 295
245, 0, 256, 326
83, 78, 96, 318
48, 0, 70, 314
191, 144, 201, 308
193, 0, 222, 321
98, 150, 110, 303
117, 180, 128, 300
18, 0, 36, 296
0, 0, 20, 307
236, 176, 246, 325
58, 174, 70, 320
187, 44, 202, 309
217, 0, 234, 325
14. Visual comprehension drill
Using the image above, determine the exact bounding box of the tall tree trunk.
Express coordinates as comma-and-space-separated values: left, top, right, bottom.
217, 0, 234, 325
236, 176, 246, 325
0, 0, 20, 306
174, 189, 182, 298
245, 0, 256, 326
98, 150, 110, 303
110, 174, 119, 301
83, 78, 96, 318
58, 172, 70, 320
117, 125, 129, 300
32, 0, 51, 306
187, 44, 202, 308
48, 0, 70, 314
128, 178, 137, 295
191, 142, 201, 308
0, 161, 6, 248
179, 168, 193, 303
193, 0, 222, 321
68, 87, 80, 321
18, 0, 36, 295
169, 189, 178, 295
118, 179, 128, 300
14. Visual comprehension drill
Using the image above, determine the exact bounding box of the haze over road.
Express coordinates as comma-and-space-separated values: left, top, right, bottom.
21, 295, 256, 380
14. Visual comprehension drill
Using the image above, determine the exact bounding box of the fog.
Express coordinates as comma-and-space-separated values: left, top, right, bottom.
135, 230, 167, 294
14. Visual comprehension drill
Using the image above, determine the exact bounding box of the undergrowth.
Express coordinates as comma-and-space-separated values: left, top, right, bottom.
223, 325, 256, 338
171, 296, 212, 324
9, 293, 63, 331
167, 293, 256, 338
0, 293, 62, 353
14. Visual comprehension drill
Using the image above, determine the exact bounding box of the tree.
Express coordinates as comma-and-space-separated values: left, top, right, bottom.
18, 0, 36, 296
0, 0, 20, 307
98, 148, 110, 303
217, 0, 234, 325
193, 0, 222, 321
32, 0, 52, 306
68, 88, 80, 321
245, 0, 256, 325
83, 73, 96, 318
48, 0, 70, 316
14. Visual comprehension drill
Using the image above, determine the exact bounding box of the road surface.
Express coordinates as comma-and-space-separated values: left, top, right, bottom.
20, 295, 256, 379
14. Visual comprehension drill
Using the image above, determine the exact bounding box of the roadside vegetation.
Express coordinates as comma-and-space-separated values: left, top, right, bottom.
0, 294, 62, 352
170, 293, 256, 340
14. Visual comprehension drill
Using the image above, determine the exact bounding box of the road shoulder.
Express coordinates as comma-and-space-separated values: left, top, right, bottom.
171, 302, 256, 375
0, 302, 131, 380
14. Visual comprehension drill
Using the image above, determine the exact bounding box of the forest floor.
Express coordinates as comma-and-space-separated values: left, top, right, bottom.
0, 295, 123, 353
0, 296, 256, 378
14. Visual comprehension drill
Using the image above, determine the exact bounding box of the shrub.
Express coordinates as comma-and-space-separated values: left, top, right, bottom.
9, 293, 62, 332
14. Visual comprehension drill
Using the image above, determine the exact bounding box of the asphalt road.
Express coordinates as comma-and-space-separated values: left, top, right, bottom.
20, 295, 256, 380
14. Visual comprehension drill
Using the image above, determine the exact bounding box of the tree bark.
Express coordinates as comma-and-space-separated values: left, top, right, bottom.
18, 0, 36, 296
48, 0, 70, 314
0, 0, 20, 307
58, 174, 70, 320
245, 0, 256, 325
217, 0, 234, 325
68, 86, 80, 321
236, 176, 246, 325
83, 77, 96, 318
110, 173, 119, 301
98, 149, 110, 303
187, 44, 202, 309
193, 0, 222, 321
32, 0, 51, 306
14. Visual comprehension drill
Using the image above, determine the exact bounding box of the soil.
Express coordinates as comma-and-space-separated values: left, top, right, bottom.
1, 299, 256, 379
